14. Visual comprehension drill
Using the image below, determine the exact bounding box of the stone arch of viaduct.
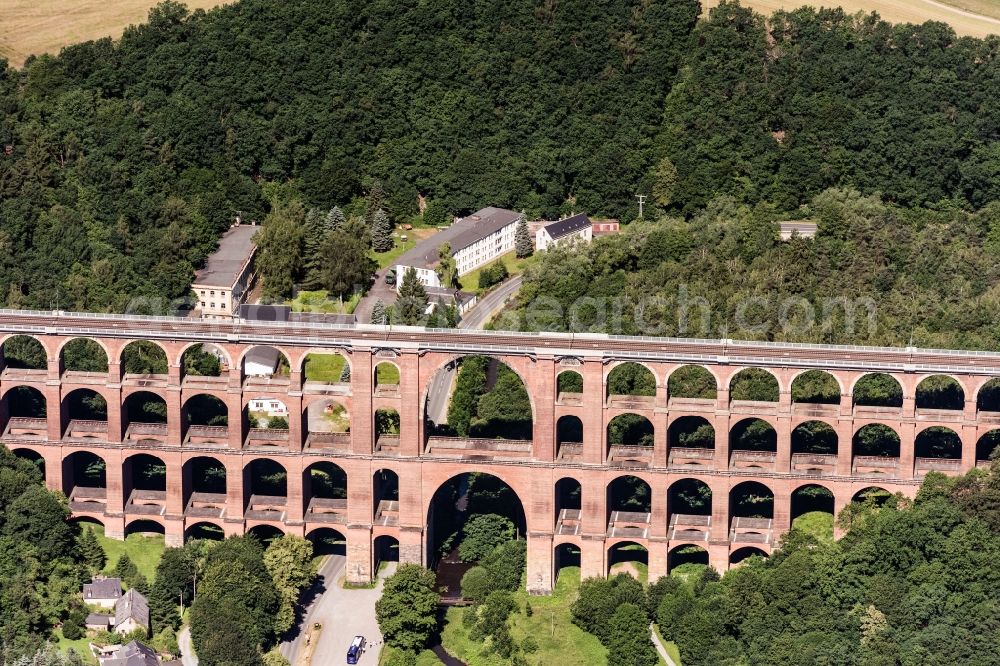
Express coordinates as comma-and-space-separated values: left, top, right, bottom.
3, 310, 1000, 593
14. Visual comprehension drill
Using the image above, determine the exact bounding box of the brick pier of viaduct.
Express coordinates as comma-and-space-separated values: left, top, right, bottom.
2, 309, 1000, 593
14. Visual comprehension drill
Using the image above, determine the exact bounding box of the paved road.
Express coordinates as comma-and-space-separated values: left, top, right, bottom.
280, 556, 395, 666
177, 626, 198, 666
423, 275, 524, 427
459, 276, 522, 330
425, 362, 455, 427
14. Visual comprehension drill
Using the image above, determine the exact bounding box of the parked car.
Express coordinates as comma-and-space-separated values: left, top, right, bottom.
384, 270, 396, 285
346, 635, 366, 664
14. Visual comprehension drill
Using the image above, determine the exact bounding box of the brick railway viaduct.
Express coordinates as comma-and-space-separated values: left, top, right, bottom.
2, 309, 1000, 593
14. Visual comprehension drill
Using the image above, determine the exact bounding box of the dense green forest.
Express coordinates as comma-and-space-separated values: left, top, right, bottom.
515, 189, 1000, 350
656, 464, 1000, 665
4, 0, 1000, 315
0, 446, 88, 661
0, 0, 697, 311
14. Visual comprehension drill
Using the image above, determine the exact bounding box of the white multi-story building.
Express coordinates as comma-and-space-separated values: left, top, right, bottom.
394, 265, 441, 291
192, 224, 258, 319
535, 213, 593, 251
448, 207, 521, 275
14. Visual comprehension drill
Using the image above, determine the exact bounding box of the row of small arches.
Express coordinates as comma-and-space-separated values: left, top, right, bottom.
0, 335, 401, 386
8, 334, 1000, 412
567, 363, 1000, 410
559, 413, 1000, 460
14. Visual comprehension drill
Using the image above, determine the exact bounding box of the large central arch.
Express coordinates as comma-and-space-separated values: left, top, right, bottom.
425, 471, 526, 569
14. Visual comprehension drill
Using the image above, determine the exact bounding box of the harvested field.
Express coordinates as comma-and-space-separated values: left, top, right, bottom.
702, 0, 1000, 38
0, 0, 226, 67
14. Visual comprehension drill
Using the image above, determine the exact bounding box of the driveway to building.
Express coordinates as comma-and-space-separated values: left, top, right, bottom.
280, 556, 395, 666
177, 626, 198, 666
356, 222, 478, 323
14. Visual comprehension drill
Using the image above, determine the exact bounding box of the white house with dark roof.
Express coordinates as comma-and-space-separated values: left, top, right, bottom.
535, 213, 592, 251
83, 577, 122, 609
114, 589, 149, 635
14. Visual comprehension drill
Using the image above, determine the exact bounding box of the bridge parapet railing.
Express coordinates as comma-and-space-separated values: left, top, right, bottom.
6, 417, 47, 437
247, 428, 290, 445
853, 455, 899, 475
668, 447, 715, 468
853, 405, 903, 419
127, 422, 168, 435
667, 397, 715, 412
375, 434, 400, 453
186, 425, 229, 446
729, 530, 770, 544
607, 395, 655, 410
731, 450, 777, 463
915, 457, 961, 471
977, 410, 1000, 425
427, 436, 533, 455
668, 528, 709, 541
731, 517, 772, 530
557, 442, 583, 461
374, 385, 400, 398
1, 368, 46, 381
65, 420, 108, 438
914, 408, 963, 422
792, 453, 837, 467
730, 400, 778, 415
791, 403, 840, 417
556, 391, 583, 406
670, 513, 711, 527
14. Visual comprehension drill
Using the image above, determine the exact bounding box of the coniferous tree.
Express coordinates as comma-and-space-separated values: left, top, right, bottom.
115, 554, 138, 585
316, 219, 377, 299
514, 214, 532, 258
78, 528, 105, 573
149, 580, 181, 632
372, 299, 388, 325
371, 209, 394, 253
395, 267, 428, 325
301, 208, 327, 289
325, 207, 345, 232
365, 182, 387, 223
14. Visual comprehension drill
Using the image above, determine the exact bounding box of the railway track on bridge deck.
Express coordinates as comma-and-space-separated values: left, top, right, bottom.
1, 309, 999, 375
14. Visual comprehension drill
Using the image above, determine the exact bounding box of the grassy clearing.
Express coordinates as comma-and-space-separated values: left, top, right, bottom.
56, 629, 97, 664
0, 0, 228, 66
440, 566, 607, 666
370, 228, 437, 270
90, 523, 165, 582
701, 0, 1000, 38
289, 289, 359, 314
458, 251, 539, 294
792, 510, 834, 543
303, 352, 347, 382
375, 362, 400, 385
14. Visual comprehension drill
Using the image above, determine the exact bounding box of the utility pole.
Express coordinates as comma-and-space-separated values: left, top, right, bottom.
636, 194, 647, 219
